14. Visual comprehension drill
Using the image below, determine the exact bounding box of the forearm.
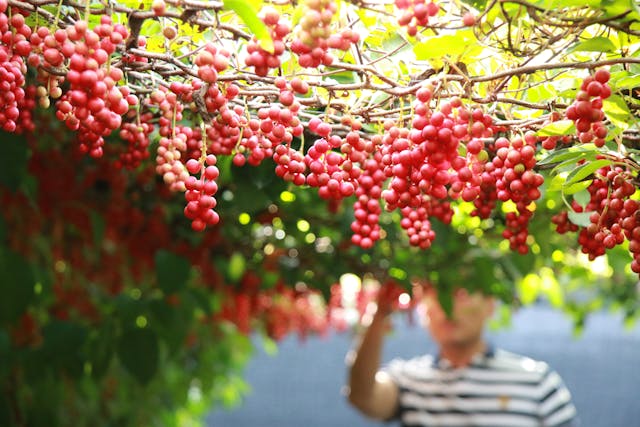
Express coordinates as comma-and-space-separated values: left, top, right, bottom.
347, 310, 390, 408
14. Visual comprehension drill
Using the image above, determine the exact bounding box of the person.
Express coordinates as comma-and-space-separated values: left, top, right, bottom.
345, 281, 579, 426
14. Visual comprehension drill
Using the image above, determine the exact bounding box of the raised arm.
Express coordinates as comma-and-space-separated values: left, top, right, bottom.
346, 307, 399, 421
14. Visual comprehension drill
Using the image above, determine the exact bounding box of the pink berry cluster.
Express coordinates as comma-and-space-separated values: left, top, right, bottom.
195, 42, 229, 84
290, 0, 357, 68
395, 0, 439, 36
116, 110, 154, 170
184, 155, 221, 231
245, 7, 290, 76
151, 85, 190, 192
566, 69, 611, 147
230, 77, 306, 168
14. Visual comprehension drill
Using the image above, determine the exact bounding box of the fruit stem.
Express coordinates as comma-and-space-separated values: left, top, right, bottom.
200, 120, 208, 165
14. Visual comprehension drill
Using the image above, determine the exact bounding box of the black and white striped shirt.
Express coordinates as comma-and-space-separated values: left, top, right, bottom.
385, 347, 578, 427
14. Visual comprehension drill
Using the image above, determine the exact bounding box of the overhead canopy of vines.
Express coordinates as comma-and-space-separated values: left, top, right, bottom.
2, 0, 640, 424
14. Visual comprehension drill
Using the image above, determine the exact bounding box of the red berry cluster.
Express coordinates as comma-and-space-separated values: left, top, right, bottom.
0, 6, 29, 132
245, 7, 290, 76
490, 133, 544, 254
400, 205, 436, 248
566, 69, 611, 147
305, 137, 356, 199
13, 84, 36, 133
351, 145, 385, 249
573, 165, 635, 261
550, 208, 580, 235
116, 110, 154, 169
273, 144, 306, 185
395, 0, 439, 36
48, 18, 135, 158
184, 155, 220, 231
232, 79, 305, 167
206, 103, 245, 157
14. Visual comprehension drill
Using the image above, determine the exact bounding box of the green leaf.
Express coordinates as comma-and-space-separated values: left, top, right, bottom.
460, 0, 489, 11
518, 273, 540, 305
227, 252, 246, 283
567, 37, 616, 53
117, 327, 159, 385
89, 210, 105, 249
603, 95, 632, 130
532, 0, 599, 7
0, 330, 9, 379
223, 0, 273, 53
573, 188, 591, 207
601, 0, 640, 21
261, 335, 278, 356
564, 179, 592, 196
537, 146, 595, 166
42, 320, 88, 378
564, 159, 612, 186
568, 210, 593, 227
155, 250, 191, 293
413, 30, 478, 61
0, 248, 35, 324
86, 323, 115, 379
536, 120, 576, 137
0, 131, 28, 190
611, 73, 640, 91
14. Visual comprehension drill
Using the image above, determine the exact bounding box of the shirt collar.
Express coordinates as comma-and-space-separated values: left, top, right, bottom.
435, 342, 495, 369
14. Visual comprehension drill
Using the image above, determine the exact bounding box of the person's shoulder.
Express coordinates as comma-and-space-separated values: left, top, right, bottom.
386, 353, 436, 379
488, 348, 551, 375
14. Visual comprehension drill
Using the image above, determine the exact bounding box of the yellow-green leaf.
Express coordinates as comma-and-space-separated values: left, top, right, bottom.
223, 0, 273, 53
568, 36, 617, 53
537, 119, 575, 137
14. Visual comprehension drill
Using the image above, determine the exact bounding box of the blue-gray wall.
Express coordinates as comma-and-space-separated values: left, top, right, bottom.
207, 305, 640, 427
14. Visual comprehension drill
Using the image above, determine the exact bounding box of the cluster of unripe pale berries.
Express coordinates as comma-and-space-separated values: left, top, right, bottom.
566, 69, 611, 147
0, 5, 28, 132
156, 134, 190, 192
290, 0, 355, 68
184, 156, 220, 231
245, 7, 290, 77
395, 0, 439, 36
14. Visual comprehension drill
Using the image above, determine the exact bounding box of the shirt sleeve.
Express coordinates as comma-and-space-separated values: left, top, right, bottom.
538, 368, 579, 427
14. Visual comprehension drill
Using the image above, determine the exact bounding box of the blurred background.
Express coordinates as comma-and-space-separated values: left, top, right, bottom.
207, 302, 640, 427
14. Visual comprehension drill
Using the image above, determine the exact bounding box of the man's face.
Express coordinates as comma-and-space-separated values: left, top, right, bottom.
420, 287, 494, 347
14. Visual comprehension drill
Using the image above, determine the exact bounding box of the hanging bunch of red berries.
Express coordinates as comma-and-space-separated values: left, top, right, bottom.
0, 5, 29, 132
245, 7, 290, 77
566, 69, 611, 147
